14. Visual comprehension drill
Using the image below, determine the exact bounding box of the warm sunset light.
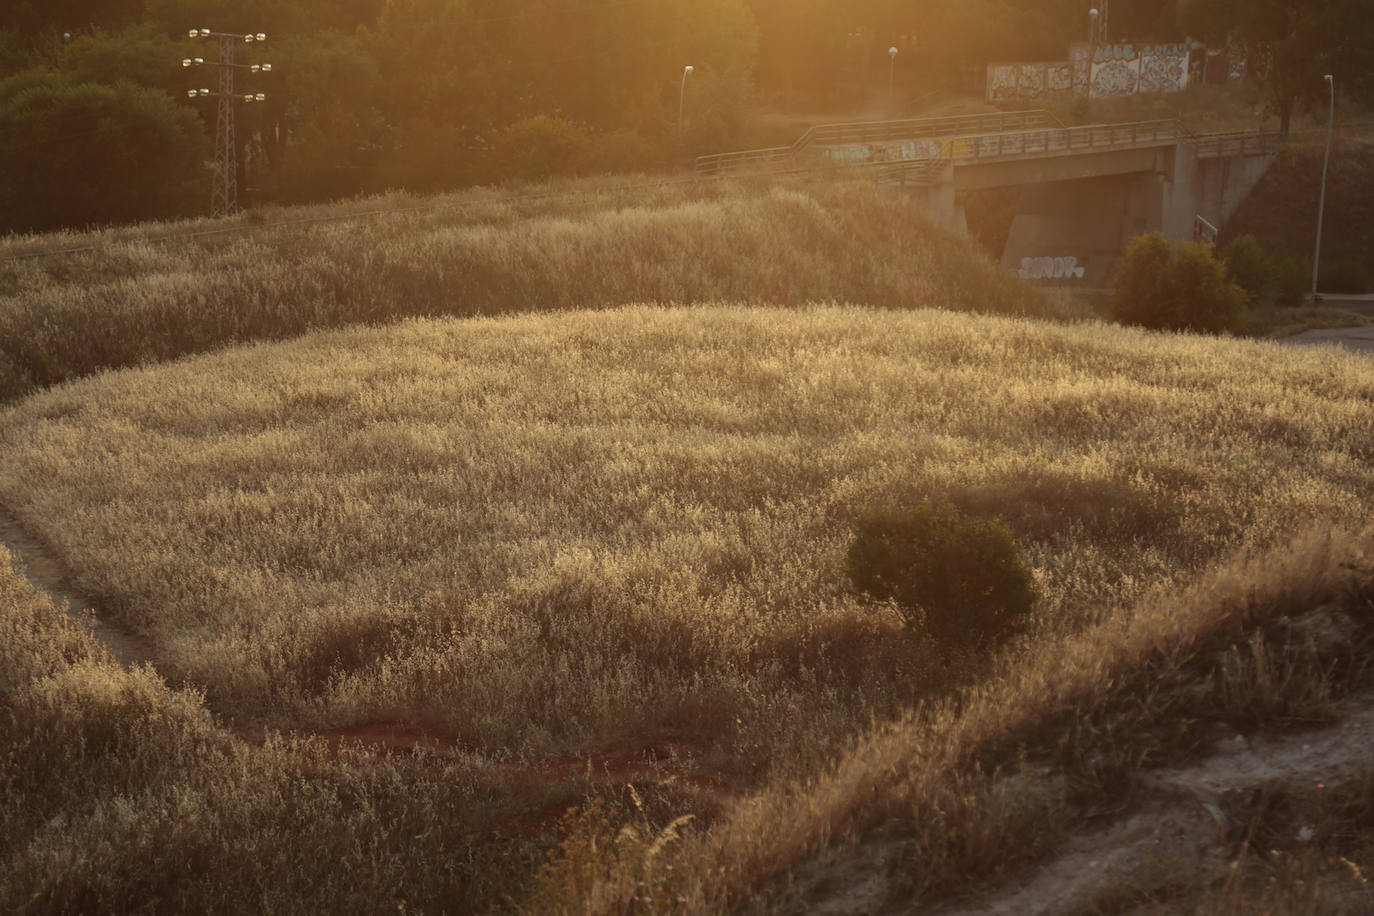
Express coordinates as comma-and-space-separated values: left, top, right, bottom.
2, 0, 1373, 913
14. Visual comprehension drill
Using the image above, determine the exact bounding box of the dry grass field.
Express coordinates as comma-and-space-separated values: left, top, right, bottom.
0, 176, 1061, 404
3, 298, 1374, 911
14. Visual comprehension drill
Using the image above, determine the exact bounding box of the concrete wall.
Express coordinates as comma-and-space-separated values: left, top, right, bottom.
1000, 143, 1276, 287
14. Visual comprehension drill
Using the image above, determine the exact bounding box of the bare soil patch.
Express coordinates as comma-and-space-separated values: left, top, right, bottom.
0, 505, 156, 669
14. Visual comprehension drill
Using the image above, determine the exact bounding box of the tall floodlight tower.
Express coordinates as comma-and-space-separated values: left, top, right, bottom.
184, 29, 271, 217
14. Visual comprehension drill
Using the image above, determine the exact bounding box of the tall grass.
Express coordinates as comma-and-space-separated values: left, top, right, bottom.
566, 525, 1374, 912
0, 546, 635, 913
0, 176, 1058, 403
2, 305, 1371, 762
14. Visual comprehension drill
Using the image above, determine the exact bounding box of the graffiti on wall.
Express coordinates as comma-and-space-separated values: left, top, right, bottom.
1089, 43, 1188, 98
992, 44, 1190, 102
1070, 44, 1092, 95
1137, 45, 1188, 93
1019, 256, 1086, 281
1047, 62, 1073, 93
986, 61, 1077, 103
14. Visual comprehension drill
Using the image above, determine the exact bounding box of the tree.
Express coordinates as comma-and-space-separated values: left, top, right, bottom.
0, 74, 205, 232
1178, 0, 1374, 139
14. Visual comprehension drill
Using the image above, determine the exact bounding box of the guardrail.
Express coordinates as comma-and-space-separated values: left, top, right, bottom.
1186, 129, 1281, 159
939, 119, 1183, 163
694, 109, 1058, 174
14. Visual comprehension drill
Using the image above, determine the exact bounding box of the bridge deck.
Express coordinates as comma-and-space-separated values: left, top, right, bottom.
697, 116, 1279, 180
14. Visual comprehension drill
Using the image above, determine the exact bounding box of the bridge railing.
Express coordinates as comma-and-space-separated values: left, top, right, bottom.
1186, 129, 1281, 159
694, 109, 1058, 174
940, 119, 1183, 163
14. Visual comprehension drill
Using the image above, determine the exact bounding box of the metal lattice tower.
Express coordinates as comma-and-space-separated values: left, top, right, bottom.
184, 30, 269, 219
212, 38, 237, 217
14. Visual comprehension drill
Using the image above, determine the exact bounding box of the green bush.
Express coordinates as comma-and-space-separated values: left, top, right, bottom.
488, 115, 592, 182
1220, 234, 1271, 301
844, 504, 1037, 649
1271, 252, 1313, 307
1112, 232, 1248, 333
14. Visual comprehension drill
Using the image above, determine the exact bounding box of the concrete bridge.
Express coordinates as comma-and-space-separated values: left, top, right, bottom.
696, 112, 1279, 287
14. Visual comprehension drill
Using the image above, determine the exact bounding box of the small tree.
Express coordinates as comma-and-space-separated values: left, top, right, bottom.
845, 504, 1037, 649
1112, 232, 1248, 333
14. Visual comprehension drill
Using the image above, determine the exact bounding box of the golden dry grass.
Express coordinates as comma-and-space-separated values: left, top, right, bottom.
0, 177, 1059, 403
3, 303, 1372, 750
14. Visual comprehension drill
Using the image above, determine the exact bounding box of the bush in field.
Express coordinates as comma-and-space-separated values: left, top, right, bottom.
1220, 234, 1271, 302
845, 504, 1037, 649
488, 116, 593, 182
1113, 232, 1247, 333
1272, 252, 1313, 306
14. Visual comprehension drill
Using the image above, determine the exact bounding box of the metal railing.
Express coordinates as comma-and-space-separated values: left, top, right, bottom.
941, 119, 1183, 163
694, 109, 1058, 174
1186, 128, 1281, 159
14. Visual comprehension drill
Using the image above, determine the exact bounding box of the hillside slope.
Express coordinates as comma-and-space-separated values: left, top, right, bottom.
0, 177, 1060, 404
2, 304, 1373, 911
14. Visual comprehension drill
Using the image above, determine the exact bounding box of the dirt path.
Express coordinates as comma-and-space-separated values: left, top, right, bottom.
801, 693, 1374, 915
0, 505, 158, 669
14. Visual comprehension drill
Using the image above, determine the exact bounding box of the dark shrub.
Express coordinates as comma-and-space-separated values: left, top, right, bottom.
1220, 235, 1271, 301
845, 504, 1038, 649
1112, 232, 1248, 333
1271, 252, 1313, 307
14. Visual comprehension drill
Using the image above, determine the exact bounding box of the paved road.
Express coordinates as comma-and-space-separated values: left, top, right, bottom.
1282, 326, 1374, 354
1319, 293, 1374, 318
1277, 294, 1374, 355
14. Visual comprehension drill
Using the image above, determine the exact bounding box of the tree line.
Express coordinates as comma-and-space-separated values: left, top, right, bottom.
0, 0, 1361, 233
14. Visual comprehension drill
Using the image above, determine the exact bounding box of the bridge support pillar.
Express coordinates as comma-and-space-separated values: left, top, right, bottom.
903, 162, 966, 235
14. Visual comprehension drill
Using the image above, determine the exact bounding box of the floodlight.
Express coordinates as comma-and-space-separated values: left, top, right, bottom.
187, 89, 198, 98
200, 29, 210, 37
199, 88, 211, 96
189, 28, 200, 38
255, 93, 266, 101
256, 33, 267, 41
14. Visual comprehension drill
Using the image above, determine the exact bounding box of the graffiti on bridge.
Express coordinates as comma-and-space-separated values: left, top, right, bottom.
1019, 256, 1086, 281
821, 138, 949, 164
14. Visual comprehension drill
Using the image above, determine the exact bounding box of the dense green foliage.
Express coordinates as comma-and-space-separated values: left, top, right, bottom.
845, 504, 1037, 648
0, 73, 204, 231
1113, 232, 1248, 332
1178, 0, 1374, 138
1220, 233, 1314, 306
0, 0, 1189, 231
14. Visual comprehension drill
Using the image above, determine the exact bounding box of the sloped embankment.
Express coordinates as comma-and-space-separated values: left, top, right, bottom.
0, 177, 1058, 404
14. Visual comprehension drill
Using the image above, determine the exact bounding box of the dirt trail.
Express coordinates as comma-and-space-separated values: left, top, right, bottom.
802, 693, 1374, 915
0, 505, 157, 669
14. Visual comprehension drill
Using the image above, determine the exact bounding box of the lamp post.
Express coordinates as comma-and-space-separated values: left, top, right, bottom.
888, 47, 899, 100
679, 65, 694, 135
1313, 74, 1334, 297
1089, 8, 1099, 44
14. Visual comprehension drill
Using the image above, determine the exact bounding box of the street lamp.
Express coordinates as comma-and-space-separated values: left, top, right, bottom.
1089, 8, 1099, 44
1313, 74, 1334, 297
679, 65, 694, 135
888, 47, 899, 100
